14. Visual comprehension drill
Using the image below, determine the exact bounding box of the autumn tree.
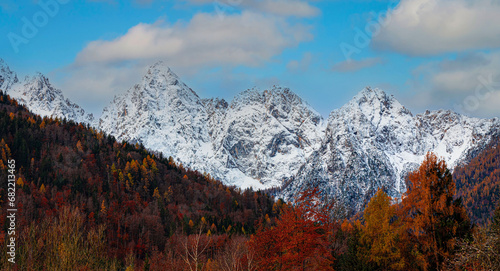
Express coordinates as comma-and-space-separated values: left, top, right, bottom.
449, 204, 500, 270
453, 136, 500, 225
11, 206, 118, 270
400, 153, 472, 270
214, 235, 257, 271
0, 92, 278, 268
357, 189, 405, 270
492, 204, 500, 233
449, 228, 500, 270
178, 218, 212, 271
250, 188, 336, 271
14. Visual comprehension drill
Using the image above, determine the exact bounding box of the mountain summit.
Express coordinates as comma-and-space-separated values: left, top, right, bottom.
0, 59, 19, 92
99, 63, 325, 189
99, 62, 218, 183
0, 59, 94, 124
282, 87, 499, 211
4, 60, 499, 212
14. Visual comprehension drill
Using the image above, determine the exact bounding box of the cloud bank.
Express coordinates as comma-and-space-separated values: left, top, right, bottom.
373, 0, 500, 55
407, 52, 500, 117
75, 12, 312, 68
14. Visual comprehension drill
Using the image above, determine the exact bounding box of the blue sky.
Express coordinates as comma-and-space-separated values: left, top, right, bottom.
1, 0, 500, 118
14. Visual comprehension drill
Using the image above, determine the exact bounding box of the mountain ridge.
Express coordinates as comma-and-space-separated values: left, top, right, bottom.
282, 87, 499, 211
0, 59, 94, 125
2, 59, 498, 212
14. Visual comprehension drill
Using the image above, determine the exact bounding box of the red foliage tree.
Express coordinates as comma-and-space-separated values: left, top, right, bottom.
250, 188, 335, 270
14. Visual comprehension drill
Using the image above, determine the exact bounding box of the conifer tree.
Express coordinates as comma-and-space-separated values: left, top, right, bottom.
358, 189, 404, 270
400, 153, 472, 270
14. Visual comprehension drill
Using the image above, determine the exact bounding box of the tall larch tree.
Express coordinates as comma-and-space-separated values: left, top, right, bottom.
400, 153, 472, 270
358, 189, 405, 270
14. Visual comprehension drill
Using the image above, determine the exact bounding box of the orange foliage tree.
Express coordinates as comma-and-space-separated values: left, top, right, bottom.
250, 188, 336, 270
400, 153, 472, 270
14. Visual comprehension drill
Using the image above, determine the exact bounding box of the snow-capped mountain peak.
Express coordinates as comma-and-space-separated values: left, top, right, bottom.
0, 59, 94, 125
99, 66, 326, 189
351, 86, 388, 103
0, 59, 19, 92
3, 59, 499, 214
22, 72, 63, 101
10, 72, 94, 124
338, 87, 413, 122
282, 87, 499, 213
210, 86, 325, 187
99, 62, 217, 177
141, 61, 190, 91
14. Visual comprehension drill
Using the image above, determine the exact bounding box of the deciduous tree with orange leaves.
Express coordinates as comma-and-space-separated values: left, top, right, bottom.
250, 188, 336, 270
400, 153, 472, 271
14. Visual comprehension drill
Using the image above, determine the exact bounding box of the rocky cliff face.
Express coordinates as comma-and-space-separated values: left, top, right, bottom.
206, 87, 325, 188
4, 59, 499, 212
0, 59, 19, 92
99, 62, 325, 189
281, 88, 499, 211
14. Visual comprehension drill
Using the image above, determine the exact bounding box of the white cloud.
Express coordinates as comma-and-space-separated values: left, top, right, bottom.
75, 12, 312, 68
406, 52, 500, 117
66, 11, 313, 115
331, 57, 384, 72
187, 0, 320, 18
373, 0, 500, 55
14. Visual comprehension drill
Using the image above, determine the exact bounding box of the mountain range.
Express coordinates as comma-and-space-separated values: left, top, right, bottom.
1, 59, 498, 211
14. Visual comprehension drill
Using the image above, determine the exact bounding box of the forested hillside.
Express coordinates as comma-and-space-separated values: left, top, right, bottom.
454, 136, 500, 225
0, 91, 275, 270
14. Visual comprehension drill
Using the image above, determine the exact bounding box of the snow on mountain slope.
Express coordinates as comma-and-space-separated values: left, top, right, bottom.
207, 87, 325, 188
99, 66, 498, 205
99, 61, 214, 167
3, 58, 499, 211
0, 59, 94, 125
0, 59, 18, 92
9, 74, 95, 125
99, 63, 325, 189
281, 87, 500, 212
98, 62, 255, 188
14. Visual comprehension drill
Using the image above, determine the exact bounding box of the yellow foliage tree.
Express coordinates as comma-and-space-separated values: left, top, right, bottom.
153, 187, 161, 200
16, 177, 24, 187
76, 140, 83, 152
358, 189, 405, 270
